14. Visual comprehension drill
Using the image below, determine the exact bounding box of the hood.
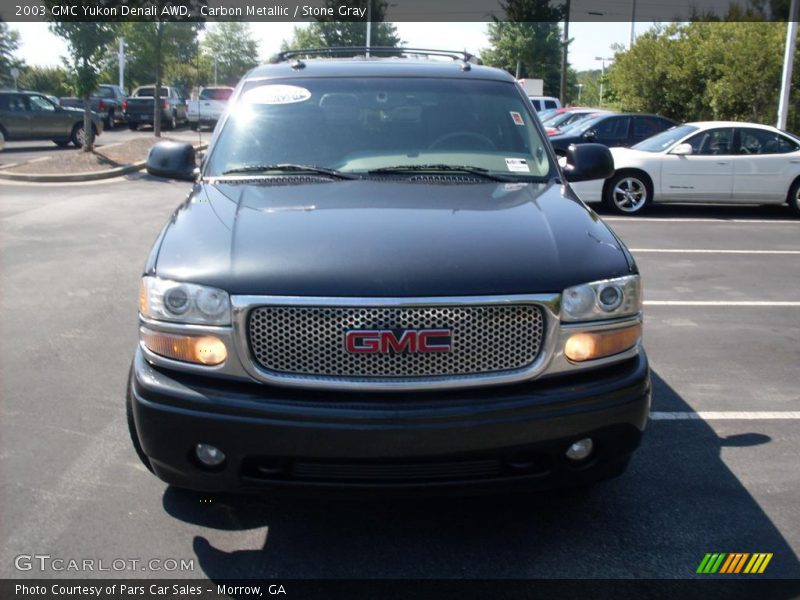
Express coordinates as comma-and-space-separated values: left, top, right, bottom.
151, 179, 633, 297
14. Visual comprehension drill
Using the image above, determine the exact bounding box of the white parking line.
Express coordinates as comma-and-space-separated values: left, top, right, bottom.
632, 249, 800, 255
605, 217, 800, 224
644, 301, 800, 307
651, 411, 800, 420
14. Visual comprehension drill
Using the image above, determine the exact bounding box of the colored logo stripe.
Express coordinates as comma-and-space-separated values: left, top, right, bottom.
744, 553, 773, 574
697, 553, 773, 574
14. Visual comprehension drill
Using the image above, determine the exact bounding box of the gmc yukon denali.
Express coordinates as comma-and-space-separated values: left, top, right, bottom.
129, 49, 651, 494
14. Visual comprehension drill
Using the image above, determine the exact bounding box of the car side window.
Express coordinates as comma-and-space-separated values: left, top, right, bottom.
544, 100, 557, 110
738, 128, 799, 154
28, 95, 56, 112
685, 128, 734, 155
633, 117, 662, 139
593, 116, 631, 140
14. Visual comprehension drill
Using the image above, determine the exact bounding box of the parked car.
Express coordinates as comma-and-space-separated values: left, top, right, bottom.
124, 85, 187, 130
541, 108, 611, 136
129, 48, 650, 494
186, 86, 234, 131
529, 95, 561, 112
0, 90, 103, 148
571, 121, 800, 215
60, 84, 126, 129
549, 113, 678, 155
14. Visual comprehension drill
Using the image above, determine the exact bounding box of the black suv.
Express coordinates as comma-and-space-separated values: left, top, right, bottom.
549, 113, 677, 155
129, 49, 651, 494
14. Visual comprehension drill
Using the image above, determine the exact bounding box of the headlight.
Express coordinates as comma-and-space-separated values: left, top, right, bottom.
139, 276, 231, 325
561, 275, 641, 322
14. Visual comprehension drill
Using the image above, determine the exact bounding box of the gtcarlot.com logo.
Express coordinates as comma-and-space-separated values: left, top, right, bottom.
696, 552, 773, 574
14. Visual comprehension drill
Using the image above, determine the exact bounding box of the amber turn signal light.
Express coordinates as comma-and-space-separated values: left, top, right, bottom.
140, 328, 227, 366
564, 325, 641, 362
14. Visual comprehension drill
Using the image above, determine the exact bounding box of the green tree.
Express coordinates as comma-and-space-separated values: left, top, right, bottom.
202, 22, 259, 85
1, 19, 24, 88
480, 0, 565, 97
281, 1, 401, 54
18, 66, 72, 97
608, 22, 799, 131
46, 10, 117, 151
118, 19, 203, 135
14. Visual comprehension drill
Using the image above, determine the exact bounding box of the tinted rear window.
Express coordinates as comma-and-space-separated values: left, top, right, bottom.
200, 88, 233, 101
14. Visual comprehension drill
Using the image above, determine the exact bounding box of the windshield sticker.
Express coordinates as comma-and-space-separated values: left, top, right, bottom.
243, 85, 311, 105
510, 111, 525, 126
505, 158, 530, 172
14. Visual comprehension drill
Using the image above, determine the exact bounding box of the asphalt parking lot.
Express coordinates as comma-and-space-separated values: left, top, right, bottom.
0, 177, 798, 586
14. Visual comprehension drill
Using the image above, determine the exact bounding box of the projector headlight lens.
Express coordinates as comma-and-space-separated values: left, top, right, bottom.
562, 275, 641, 322
139, 276, 231, 325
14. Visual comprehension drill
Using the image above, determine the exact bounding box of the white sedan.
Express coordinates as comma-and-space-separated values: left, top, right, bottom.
570, 121, 800, 215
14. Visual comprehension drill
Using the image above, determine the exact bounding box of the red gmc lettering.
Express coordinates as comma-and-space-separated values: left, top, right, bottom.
345, 329, 451, 354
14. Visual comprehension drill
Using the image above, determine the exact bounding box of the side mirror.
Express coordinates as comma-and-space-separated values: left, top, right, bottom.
562, 143, 614, 182
146, 141, 197, 181
583, 129, 597, 141
671, 143, 693, 156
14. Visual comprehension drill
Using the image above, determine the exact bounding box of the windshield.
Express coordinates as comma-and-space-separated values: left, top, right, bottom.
632, 124, 697, 152
206, 77, 555, 179
135, 87, 165, 97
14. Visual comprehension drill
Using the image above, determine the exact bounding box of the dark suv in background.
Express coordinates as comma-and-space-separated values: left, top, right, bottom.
549, 113, 677, 155
129, 48, 651, 495
0, 90, 103, 148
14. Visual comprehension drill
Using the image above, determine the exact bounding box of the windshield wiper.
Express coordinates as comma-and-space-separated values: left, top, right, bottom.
221, 163, 357, 180
366, 164, 527, 182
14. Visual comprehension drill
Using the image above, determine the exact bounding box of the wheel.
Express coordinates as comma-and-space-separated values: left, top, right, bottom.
0, 128, 5, 151
127, 369, 154, 473
104, 111, 115, 130
788, 178, 800, 216
71, 124, 86, 148
190, 122, 198, 131
164, 112, 177, 131
128, 123, 138, 131
604, 171, 653, 215
53, 140, 70, 148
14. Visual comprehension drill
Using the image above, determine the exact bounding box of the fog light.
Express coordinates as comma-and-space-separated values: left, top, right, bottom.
195, 443, 226, 468
566, 438, 594, 461
140, 328, 227, 365
564, 324, 641, 362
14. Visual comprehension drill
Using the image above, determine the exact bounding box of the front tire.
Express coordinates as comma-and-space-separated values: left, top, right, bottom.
164, 112, 177, 131
71, 124, 86, 148
104, 111, 115, 130
190, 122, 198, 131
128, 123, 138, 131
788, 179, 800, 216
604, 171, 653, 215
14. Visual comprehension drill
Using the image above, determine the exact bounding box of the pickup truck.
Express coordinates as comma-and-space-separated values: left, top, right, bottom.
124, 85, 187, 131
60, 84, 126, 130
131, 49, 650, 494
186, 86, 234, 131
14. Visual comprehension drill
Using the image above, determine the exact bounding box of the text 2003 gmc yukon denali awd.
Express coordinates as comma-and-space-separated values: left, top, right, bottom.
128, 48, 651, 494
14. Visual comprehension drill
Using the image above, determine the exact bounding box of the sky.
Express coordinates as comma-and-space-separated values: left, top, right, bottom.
10, 21, 636, 75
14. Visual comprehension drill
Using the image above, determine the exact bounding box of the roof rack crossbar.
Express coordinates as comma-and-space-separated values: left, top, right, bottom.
270, 47, 480, 65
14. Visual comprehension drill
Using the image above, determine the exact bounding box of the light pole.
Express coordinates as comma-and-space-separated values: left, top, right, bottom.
576, 83, 583, 104
118, 38, 126, 91
777, 0, 798, 130
630, 0, 636, 47
559, 0, 571, 105
595, 56, 613, 106
365, 0, 371, 57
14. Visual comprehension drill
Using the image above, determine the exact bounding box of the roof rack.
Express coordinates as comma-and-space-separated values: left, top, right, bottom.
270, 47, 482, 68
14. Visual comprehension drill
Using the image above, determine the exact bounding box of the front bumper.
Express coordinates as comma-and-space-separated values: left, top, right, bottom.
129, 348, 651, 494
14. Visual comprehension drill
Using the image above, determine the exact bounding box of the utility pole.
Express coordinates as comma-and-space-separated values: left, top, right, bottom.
559, 0, 571, 105
365, 0, 372, 57
118, 38, 126, 91
777, 0, 798, 130
595, 56, 613, 106
630, 0, 636, 47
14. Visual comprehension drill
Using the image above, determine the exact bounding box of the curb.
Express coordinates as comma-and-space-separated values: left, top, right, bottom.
0, 143, 207, 183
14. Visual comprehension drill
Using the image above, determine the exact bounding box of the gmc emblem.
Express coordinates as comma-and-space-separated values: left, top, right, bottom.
345, 329, 452, 354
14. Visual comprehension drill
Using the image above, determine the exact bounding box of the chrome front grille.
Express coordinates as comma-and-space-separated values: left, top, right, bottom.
247, 304, 545, 379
